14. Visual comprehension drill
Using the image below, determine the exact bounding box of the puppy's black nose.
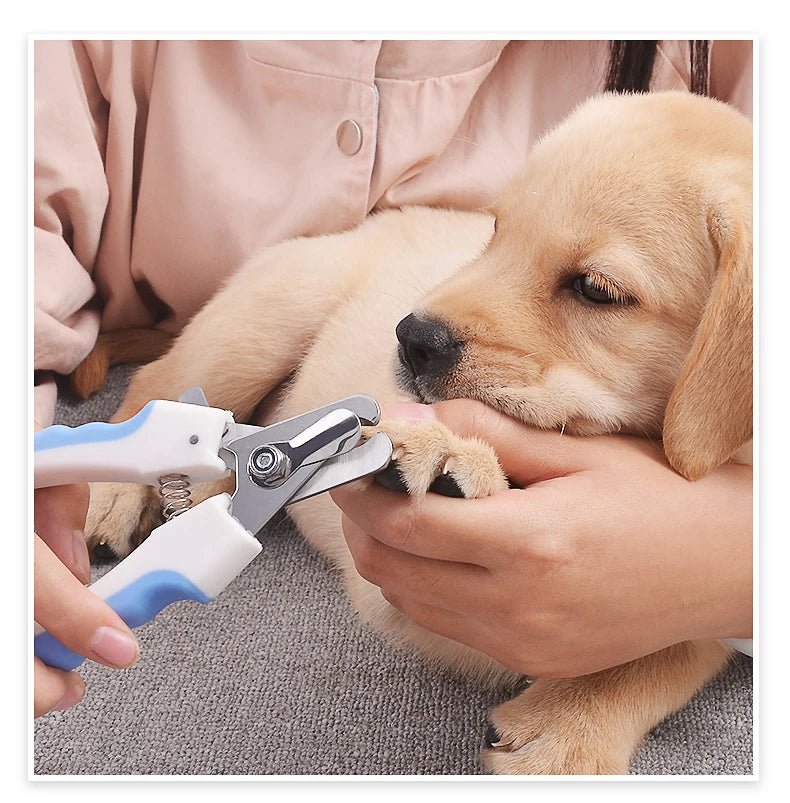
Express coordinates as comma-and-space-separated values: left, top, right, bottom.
396, 314, 462, 379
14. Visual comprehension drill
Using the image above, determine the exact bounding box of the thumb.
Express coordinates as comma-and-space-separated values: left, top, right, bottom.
34, 484, 91, 584
380, 399, 591, 487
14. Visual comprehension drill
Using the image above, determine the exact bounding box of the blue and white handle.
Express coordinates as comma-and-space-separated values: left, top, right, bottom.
34, 401, 261, 670
34, 495, 262, 670
34, 399, 233, 487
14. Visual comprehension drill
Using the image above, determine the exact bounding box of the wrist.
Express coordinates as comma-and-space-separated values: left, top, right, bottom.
689, 463, 753, 647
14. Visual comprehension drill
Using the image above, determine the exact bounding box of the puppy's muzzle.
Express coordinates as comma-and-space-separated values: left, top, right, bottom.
396, 313, 462, 383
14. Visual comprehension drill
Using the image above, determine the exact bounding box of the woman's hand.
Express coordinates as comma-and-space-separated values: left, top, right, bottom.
331, 400, 752, 678
34, 483, 140, 717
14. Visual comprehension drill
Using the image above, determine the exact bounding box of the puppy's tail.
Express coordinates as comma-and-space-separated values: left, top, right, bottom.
69, 329, 174, 399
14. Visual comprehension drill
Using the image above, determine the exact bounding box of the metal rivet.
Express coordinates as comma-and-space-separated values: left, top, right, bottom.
336, 119, 363, 156
189, 435, 199, 444
248, 445, 291, 487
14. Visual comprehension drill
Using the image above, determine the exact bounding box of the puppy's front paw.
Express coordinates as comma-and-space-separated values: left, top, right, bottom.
84, 482, 162, 559
482, 679, 633, 775
372, 419, 508, 499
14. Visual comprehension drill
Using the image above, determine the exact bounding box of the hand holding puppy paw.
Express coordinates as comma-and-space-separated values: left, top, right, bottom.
332, 399, 752, 678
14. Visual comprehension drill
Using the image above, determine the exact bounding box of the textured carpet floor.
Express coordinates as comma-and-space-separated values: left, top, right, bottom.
34, 366, 753, 776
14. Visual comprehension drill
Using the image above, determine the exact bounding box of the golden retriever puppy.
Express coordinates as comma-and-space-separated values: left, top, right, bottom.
81, 91, 752, 774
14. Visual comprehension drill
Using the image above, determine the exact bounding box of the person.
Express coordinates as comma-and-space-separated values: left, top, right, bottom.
33, 39, 753, 716
332, 401, 752, 679
33, 482, 139, 717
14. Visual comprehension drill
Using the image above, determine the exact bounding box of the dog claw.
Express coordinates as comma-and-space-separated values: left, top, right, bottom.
441, 457, 456, 475
484, 724, 503, 748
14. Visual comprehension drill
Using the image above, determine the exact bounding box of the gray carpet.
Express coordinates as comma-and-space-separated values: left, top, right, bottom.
34, 366, 753, 776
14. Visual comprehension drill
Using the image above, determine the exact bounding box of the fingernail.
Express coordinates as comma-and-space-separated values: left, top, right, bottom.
52, 678, 85, 712
72, 530, 92, 584
380, 402, 435, 423
90, 626, 139, 667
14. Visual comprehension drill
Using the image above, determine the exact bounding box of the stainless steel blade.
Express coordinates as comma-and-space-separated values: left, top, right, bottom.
229, 461, 325, 537
287, 432, 393, 504
224, 394, 381, 453
177, 386, 210, 407
218, 394, 388, 535
225, 408, 365, 536
219, 395, 382, 475
283, 408, 361, 469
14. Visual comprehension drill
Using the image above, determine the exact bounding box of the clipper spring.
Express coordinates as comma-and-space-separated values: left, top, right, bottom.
158, 473, 193, 521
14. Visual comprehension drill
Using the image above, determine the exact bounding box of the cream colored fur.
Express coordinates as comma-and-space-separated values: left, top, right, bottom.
82, 92, 752, 775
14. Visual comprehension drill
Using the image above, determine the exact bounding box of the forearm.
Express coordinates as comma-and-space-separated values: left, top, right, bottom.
680, 461, 753, 644
34, 41, 110, 423
33, 231, 101, 427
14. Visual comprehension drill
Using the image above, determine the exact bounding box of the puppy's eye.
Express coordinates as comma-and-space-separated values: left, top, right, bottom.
572, 274, 631, 305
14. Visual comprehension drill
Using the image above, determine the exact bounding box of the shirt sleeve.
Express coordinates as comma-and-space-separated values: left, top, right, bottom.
710, 39, 753, 119
33, 40, 110, 426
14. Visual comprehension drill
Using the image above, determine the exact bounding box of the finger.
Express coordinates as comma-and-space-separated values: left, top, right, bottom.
381, 399, 593, 488
332, 478, 535, 565
342, 514, 488, 613
431, 399, 673, 487
34, 535, 139, 668
34, 484, 91, 584
33, 658, 86, 717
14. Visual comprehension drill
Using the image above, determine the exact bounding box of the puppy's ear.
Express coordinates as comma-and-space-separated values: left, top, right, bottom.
663, 203, 753, 481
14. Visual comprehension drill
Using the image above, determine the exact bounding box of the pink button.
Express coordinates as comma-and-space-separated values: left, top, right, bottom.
336, 120, 363, 155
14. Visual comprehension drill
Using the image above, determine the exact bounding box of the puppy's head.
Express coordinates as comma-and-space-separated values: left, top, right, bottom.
396, 92, 752, 480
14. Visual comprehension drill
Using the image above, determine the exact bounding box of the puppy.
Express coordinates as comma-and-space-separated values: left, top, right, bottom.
79, 91, 752, 774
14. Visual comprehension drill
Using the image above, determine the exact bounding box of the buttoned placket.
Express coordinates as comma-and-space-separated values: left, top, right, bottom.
330, 40, 381, 223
